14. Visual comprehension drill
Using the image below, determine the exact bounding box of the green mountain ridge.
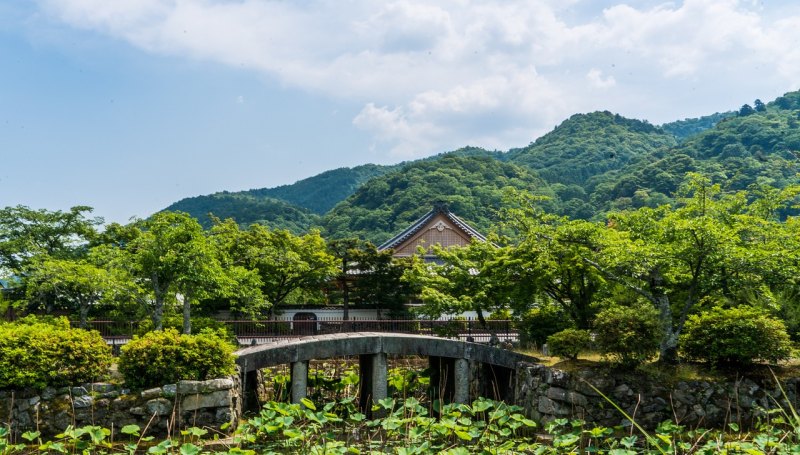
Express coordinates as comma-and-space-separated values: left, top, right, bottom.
161, 89, 800, 239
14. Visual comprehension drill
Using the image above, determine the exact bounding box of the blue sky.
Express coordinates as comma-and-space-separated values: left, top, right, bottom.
2, 0, 799, 224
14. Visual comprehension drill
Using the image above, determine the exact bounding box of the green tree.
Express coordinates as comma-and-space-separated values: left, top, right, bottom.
588, 174, 798, 363
213, 222, 337, 315
406, 238, 510, 331
328, 239, 416, 320
0, 205, 101, 274
501, 194, 606, 329
24, 257, 122, 328
124, 212, 222, 331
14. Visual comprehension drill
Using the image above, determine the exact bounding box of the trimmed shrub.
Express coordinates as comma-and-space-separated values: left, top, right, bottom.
547, 329, 592, 360
517, 304, 574, 348
119, 328, 237, 390
0, 316, 111, 389
680, 306, 793, 366
593, 304, 661, 367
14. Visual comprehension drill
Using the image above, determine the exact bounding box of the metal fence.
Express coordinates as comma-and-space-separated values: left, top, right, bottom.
75, 317, 518, 345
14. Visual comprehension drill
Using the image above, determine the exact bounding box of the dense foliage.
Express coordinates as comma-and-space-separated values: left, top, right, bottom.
659, 111, 734, 142
163, 193, 320, 233
118, 328, 236, 390
506, 111, 677, 187
680, 306, 793, 366
0, 317, 111, 389
253, 164, 399, 214
322, 154, 547, 243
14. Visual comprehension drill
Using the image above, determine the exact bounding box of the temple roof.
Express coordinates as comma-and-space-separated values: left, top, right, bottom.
377, 203, 487, 252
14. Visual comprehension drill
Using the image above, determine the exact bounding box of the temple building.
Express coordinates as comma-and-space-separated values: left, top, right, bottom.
377, 203, 487, 261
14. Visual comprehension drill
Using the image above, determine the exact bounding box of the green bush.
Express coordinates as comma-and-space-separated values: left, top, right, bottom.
680, 306, 793, 366
119, 328, 237, 390
593, 304, 661, 367
0, 316, 111, 389
517, 304, 574, 348
547, 329, 592, 360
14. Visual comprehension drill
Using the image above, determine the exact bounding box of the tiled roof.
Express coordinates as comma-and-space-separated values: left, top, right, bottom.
377, 204, 487, 251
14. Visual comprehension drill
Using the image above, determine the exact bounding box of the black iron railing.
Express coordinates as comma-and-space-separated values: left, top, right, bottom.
74, 318, 518, 345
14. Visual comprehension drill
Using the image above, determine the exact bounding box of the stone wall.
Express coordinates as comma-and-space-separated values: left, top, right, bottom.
516, 362, 800, 429
0, 376, 241, 439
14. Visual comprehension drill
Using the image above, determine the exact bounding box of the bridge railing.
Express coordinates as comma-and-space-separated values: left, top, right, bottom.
75, 318, 518, 345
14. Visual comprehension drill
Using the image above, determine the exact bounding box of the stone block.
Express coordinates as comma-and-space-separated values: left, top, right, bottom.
84, 383, 116, 394
181, 391, 232, 411
71, 387, 89, 396
146, 398, 173, 416
141, 388, 163, 400
162, 384, 177, 398
538, 396, 572, 416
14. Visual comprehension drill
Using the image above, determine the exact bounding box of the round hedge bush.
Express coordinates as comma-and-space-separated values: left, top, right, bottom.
547, 328, 592, 360
593, 304, 661, 367
0, 316, 112, 389
118, 328, 237, 389
680, 306, 793, 366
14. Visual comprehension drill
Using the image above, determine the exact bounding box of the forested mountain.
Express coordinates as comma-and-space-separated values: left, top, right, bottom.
320, 154, 548, 244
505, 111, 677, 186
589, 94, 800, 215
162, 90, 800, 239
163, 193, 319, 233
164, 163, 397, 231
250, 163, 398, 214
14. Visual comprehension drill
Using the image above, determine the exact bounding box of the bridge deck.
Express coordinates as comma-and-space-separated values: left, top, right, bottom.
235, 331, 538, 372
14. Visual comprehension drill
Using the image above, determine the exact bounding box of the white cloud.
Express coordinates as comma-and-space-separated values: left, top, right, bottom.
586, 68, 616, 89
34, 0, 800, 156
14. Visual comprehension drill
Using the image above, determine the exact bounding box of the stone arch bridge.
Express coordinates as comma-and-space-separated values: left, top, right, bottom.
235, 332, 538, 414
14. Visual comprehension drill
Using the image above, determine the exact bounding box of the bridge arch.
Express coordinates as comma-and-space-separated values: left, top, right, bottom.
235, 332, 538, 414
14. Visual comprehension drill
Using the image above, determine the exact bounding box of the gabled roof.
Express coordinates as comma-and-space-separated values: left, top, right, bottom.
378, 203, 487, 252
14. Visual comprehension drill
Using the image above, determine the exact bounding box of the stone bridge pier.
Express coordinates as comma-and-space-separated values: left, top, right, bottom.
235, 332, 538, 416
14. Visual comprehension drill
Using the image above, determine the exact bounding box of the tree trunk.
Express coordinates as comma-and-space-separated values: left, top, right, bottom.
153, 293, 164, 331
79, 302, 89, 330
650, 270, 679, 364
182, 294, 192, 334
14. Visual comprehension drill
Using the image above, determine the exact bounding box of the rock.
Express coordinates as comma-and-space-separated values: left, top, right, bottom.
28, 396, 40, 407
71, 387, 89, 396
538, 396, 572, 416
73, 396, 94, 409
41, 387, 57, 401
203, 378, 235, 391
162, 384, 177, 398
129, 407, 146, 416
84, 383, 116, 394
146, 398, 173, 416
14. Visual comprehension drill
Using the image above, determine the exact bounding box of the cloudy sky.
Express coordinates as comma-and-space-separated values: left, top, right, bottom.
2, 0, 799, 224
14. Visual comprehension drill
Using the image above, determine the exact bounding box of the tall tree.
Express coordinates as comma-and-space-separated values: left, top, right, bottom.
125, 212, 219, 331
500, 193, 606, 329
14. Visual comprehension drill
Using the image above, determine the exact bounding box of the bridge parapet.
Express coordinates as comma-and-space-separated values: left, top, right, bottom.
235, 332, 538, 415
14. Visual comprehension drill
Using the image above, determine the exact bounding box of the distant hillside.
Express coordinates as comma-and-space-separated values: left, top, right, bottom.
321, 154, 549, 244
251, 164, 398, 214
659, 112, 735, 142
163, 193, 319, 233
162, 89, 800, 237
589, 94, 800, 214
506, 111, 677, 186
